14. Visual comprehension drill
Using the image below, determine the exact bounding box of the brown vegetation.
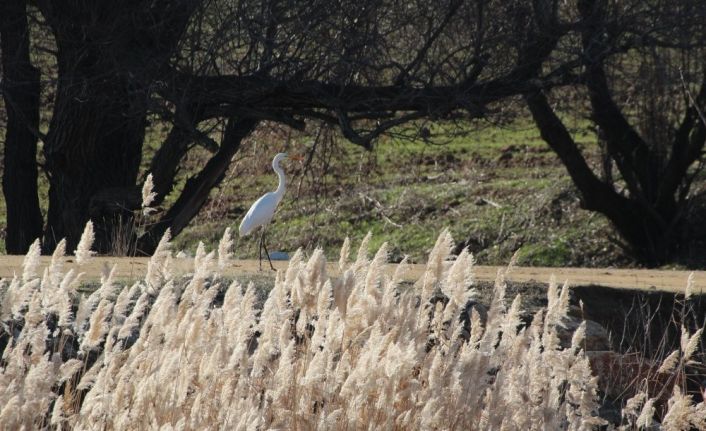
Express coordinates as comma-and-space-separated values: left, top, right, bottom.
1, 227, 704, 429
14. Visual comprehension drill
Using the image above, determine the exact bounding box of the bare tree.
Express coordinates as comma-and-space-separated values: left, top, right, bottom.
5, 0, 700, 265
523, 0, 706, 265
1, 0, 562, 254
136, 0, 570, 252
31, 0, 202, 253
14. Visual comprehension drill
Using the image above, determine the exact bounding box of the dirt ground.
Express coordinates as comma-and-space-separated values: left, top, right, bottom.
0, 255, 701, 295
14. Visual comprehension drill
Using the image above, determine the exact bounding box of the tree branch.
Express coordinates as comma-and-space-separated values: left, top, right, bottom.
525, 90, 620, 211
578, 0, 655, 201
525, 89, 666, 256
394, 0, 464, 85
659, 68, 706, 209
138, 117, 258, 254
147, 103, 201, 206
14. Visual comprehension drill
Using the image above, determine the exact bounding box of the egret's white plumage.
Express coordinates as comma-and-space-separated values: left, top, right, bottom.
239, 153, 288, 236
239, 192, 280, 237
239, 152, 289, 269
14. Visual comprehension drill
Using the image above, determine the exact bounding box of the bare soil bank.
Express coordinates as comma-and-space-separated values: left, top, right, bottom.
0, 256, 701, 294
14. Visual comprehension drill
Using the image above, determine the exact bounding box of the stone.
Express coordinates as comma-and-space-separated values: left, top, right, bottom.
558, 315, 611, 351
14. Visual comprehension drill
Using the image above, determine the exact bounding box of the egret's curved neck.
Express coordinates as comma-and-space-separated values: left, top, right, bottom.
273, 159, 286, 197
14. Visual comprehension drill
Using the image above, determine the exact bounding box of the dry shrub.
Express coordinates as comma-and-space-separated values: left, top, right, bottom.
0, 227, 703, 430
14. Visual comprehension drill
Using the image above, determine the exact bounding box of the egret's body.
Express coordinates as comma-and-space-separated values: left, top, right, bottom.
239, 153, 288, 270
239, 192, 281, 236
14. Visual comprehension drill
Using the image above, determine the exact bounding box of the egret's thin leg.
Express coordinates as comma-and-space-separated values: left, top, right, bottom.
262, 226, 276, 271
258, 228, 264, 271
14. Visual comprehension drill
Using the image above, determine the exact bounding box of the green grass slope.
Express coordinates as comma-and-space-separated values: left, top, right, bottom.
170, 120, 630, 267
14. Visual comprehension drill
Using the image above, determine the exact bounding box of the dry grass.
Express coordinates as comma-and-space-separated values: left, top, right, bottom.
0, 226, 704, 430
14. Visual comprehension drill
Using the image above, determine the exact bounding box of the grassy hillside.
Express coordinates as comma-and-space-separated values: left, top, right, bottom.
168, 118, 632, 267
4, 115, 698, 267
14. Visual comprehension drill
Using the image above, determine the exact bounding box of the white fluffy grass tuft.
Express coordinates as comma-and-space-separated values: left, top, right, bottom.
0, 230, 703, 430
74, 221, 95, 265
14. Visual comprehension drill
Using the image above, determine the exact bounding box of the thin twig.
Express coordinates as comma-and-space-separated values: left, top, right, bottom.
679, 68, 706, 126
358, 193, 402, 228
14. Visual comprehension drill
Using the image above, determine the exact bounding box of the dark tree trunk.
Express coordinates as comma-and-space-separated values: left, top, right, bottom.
525, 91, 672, 265
147, 104, 203, 206
0, 0, 44, 253
42, 44, 147, 253
564, 0, 706, 266
525, 87, 704, 266
36, 0, 200, 254
513, 0, 706, 266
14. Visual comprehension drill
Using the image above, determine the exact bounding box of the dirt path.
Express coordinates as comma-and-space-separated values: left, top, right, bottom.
0, 256, 701, 295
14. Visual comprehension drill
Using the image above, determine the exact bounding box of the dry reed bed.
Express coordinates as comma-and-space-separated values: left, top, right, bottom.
0, 225, 704, 430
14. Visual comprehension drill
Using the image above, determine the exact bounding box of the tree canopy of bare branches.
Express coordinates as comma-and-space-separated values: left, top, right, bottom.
1, 0, 705, 265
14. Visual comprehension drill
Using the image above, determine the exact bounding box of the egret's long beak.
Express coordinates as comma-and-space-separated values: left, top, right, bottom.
290, 154, 305, 162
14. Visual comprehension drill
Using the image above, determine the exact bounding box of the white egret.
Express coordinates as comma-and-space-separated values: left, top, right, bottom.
239, 152, 292, 270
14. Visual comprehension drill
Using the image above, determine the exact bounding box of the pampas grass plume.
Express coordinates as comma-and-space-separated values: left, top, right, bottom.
141, 173, 157, 215
1, 230, 703, 430
217, 227, 234, 270
75, 221, 95, 265
22, 239, 41, 283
